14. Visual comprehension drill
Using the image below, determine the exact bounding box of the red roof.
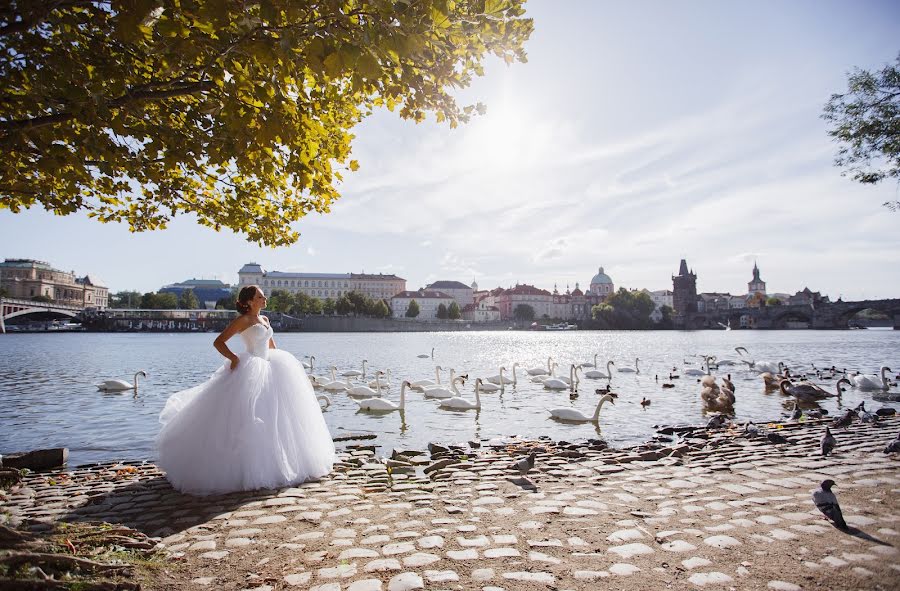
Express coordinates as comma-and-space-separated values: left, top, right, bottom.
501, 284, 552, 297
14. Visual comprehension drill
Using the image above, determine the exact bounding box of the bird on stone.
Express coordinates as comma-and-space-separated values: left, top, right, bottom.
706, 414, 728, 429
806, 408, 828, 419
884, 432, 900, 454
832, 409, 856, 429
789, 400, 803, 421
767, 431, 790, 445
640, 397, 651, 408
875, 407, 896, 417
820, 427, 836, 457
812, 479, 848, 531
743, 421, 759, 438
510, 451, 537, 476
855, 402, 877, 424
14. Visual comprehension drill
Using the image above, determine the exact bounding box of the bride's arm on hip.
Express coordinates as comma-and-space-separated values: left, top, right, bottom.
268, 336, 277, 350
214, 315, 251, 370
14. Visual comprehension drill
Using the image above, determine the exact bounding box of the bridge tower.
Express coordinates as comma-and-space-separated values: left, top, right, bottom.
672, 259, 697, 316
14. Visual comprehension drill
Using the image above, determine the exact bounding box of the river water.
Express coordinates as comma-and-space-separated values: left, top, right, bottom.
1, 330, 898, 466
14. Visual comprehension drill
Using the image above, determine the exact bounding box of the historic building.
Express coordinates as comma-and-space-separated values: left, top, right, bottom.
390, 290, 455, 320
589, 267, 615, 297
0, 258, 108, 309
672, 259, 698, 315
159, 279, 233, 309
462, 300, 501, 322
237, 263, 405, 302
425, 280, 474, 308
748, 262, 766, 295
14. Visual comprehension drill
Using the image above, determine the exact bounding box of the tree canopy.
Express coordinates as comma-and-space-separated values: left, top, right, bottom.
823, 52, 900, 209
0, 1, 532, 245
178, 288, 199, 309
513, 303, 534, 321
590, 288, 655, 329
405, 298, 419, 317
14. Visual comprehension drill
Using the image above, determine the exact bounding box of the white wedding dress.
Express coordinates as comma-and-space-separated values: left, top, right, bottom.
156, 323, 335, 495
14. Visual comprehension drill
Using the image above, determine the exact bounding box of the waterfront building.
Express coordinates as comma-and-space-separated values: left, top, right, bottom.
641, 289, 674, 323
789, 287, 830, 308
425, 280, 474, 308
0, 258, 108, 308
697, 292, 733, 313
495, 283, 554, 320
747, 262, 766, 295
160, 279, 233, 309
238, 263, 405, 302
588, 267, 615, 297
462, 300, 501, 322
672, 259, 698, 315
390, 290, 455, 320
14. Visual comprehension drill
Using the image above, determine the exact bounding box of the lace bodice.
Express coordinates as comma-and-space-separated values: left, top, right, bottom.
240, 323, 273, 359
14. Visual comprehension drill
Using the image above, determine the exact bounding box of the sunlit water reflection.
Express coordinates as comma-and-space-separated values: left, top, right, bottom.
1, 330, 898, 465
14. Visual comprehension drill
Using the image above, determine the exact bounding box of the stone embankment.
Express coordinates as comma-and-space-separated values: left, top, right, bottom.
2, 418, 899, 590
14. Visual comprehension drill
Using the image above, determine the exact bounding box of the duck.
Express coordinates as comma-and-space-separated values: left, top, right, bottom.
640, 397, 651, 408
96, 370, 147, 392
722, 373, 735, 393
618, 357, 640, 374
851, 366, 892, 391
548, 394, 615, 423
423, 374, 467, 399
438, 377, 483, 410
355, 381, 410, 412
584, 360, 615, 379
661, 382, 676, 389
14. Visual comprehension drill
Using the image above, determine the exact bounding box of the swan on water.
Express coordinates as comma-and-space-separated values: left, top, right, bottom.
348, 371, 385, 398
302, 355, 316, 371
417, 347, 435, 359
487, 363, 518, 385
316, 394, 331, 409
579, 353, 598, 368
424, 375, 467, 399
618, 358, 640, 374
526, 357, 552, 376
781, 377, 851, 401
685, 356, 713, 377
341, 359, 368, 379
421, 368, 458, 396
851, 366, 892, 391
548, 394, 615, 423
438, 378, 483, 410
410, 366, 442, 390
322, 366, 352, 391
584, 360, 615, 379
475, 377, 502, 392
368, 369, 391, 389
356, 381, 410, 411
544, 364, 579, 390
97, 370, 147, 392
735, 347, 782, 374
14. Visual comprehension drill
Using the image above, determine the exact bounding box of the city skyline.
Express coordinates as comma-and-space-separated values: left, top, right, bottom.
2, 1, 899, 300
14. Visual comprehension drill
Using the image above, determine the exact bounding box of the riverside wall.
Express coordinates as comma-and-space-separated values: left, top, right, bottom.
299, 316, 511, 332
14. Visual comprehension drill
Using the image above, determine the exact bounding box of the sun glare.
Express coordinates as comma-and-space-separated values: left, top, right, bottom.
463, 100, 537, 171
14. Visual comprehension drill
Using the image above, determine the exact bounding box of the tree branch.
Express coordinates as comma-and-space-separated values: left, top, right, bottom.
0, 0, 109, 37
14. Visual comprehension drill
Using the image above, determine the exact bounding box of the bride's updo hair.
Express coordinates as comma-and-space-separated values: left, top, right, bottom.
236, 285, 259, 315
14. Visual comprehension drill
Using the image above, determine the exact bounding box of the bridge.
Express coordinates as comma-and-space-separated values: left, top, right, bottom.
681, 298, 900, 330
0, 297, 84, 333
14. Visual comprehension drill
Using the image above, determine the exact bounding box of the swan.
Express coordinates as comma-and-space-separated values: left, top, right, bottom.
356, 381, 409, 411
579, 353, 598, 368
544, 364, 578, 390
735, 347, 782, 374
368, 369, 391, 389
526, 357, 552, 376
487, 363, 518, 385
684, 356, 713, 377
781, 377, 851, 400
348, 371, 385, 398
762, 368, 792, 390
417, 347, 435, 359
475, 377, 502, 392
410, 366, 442, 390
341, 359, 368, 379
97, 370, 147, 392
618, 357, 640, 374
548, 394, 615, 423
322, 366, 352, 391
851, 366, 892, 391
701, 378, 735, 411
438, 377, 482, 410
421, 368, 456, 395
584, 360, 615, 379
424, 375, 467, 399
302, 355, 316, 371
316, 394, 331, 409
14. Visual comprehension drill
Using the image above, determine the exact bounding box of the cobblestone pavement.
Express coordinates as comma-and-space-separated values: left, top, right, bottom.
3, 417, 900, 590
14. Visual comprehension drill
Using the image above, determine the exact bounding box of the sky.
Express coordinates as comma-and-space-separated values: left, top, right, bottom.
2, 0, 900, 301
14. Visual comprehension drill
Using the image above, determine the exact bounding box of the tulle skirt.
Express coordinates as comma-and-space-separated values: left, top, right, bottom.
156, 350, 335, 496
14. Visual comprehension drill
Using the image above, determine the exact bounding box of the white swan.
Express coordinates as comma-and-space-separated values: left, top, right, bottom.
526, 357, 552, 376
735, 347, 782, 374
487, 363, 518, 385
348, 371, 385, 398
368, 369, 391, 389
543, 364, 578, 390
584, 360, 615, 379
341, 359, 368, 379
618, 357, 640, 374
475, 378, 501, 392
417, 347, 435, 359
356, 381, 410, 411
548, 394, 615, 423
302, 355, 316, 371
322, 366, 352, 391
579, 353, 599, 368
421, 368, 456, 396
439, 378, 482, 410
410, 366, 442, 390
316, 394, 331, 409
685, 356, 714, 377
97, 370, 147, 392
424, 375, 467, 399
851, 366, 892, 391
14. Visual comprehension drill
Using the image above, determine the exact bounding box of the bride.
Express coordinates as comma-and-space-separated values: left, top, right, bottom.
156, 285, 335, 495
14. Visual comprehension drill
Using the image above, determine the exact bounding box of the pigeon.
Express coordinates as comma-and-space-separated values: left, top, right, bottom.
856, 402, 877, 424
806, 408, 828, 419
820, 427, 836, 457
832, 409, 856, 429
884, 432, 900, 454
789, 401, 802, 421
706, 414, 728, 429
510, 451, 537, 476
767, 431, 790, 445
812, 479, 848, 530
743, 421, 759, 438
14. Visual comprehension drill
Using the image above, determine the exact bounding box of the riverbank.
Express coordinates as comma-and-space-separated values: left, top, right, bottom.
3, 416, 899, 590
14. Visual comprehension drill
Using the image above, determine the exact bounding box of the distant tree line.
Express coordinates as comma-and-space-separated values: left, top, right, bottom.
587, 288, 673, 330
265, 289, 392, 318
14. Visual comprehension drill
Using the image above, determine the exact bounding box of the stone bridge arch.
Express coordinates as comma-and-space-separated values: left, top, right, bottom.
771, 309, 813, 329
833, 300, 900, 329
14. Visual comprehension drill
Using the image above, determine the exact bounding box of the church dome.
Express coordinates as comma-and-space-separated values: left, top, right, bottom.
590, 267, 612, 285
